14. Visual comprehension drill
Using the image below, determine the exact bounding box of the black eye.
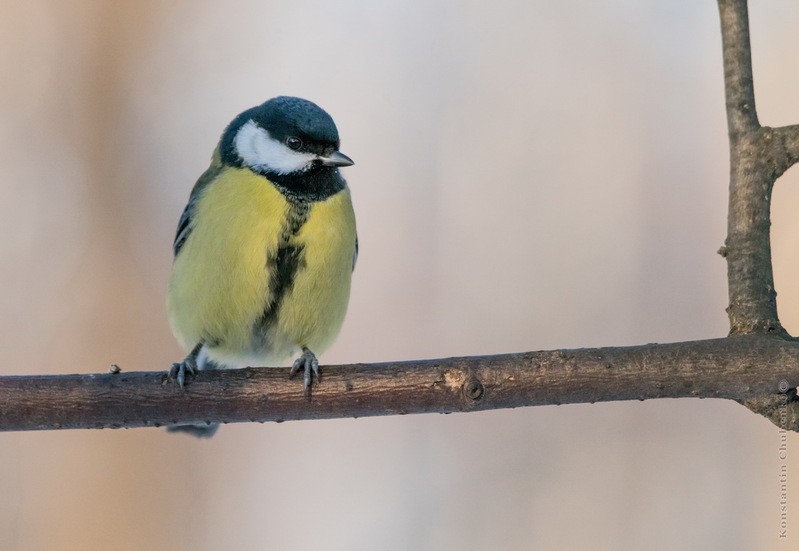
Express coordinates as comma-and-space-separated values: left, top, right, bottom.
286, 137, 302, 150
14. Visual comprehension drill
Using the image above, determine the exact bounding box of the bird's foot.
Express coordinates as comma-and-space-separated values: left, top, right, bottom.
168, 353, 198, 388
289, 347, 320, 392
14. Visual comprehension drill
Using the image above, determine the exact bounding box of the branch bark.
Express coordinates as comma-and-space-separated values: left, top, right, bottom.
717, 0, 798, 335
1, 335, 798, 432
2, 0, 799, 434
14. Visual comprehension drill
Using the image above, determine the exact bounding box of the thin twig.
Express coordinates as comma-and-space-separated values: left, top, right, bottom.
718, 0, 759, 136
771, 124, 799, 172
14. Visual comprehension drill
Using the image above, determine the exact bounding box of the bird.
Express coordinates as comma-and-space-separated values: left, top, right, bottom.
165, 96, 357, 437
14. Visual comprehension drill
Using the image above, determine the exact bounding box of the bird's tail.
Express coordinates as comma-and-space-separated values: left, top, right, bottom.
167, 348, 222, 439
166, 423, 220, 438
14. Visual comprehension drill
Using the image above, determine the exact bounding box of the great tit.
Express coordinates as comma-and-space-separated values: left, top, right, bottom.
166, 96, 357, 437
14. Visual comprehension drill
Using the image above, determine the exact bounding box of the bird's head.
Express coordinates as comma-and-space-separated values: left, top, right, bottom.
220, 96, 353, 177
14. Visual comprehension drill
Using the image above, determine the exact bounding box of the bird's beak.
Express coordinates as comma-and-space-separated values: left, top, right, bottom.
319, 151, 354, 167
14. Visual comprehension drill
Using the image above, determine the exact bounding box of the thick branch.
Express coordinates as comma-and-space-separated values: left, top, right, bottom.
718, 0, 788, 335
2, 0, 798, 437
1, 335, 798, 432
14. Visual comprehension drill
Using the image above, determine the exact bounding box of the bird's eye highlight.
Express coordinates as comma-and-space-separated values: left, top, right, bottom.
286, 137, 303, 150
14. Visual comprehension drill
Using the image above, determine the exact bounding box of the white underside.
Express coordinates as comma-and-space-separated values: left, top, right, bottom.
196, 343, 297, 370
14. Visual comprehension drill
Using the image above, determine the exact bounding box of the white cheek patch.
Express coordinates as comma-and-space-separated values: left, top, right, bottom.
234, 120, 316, 175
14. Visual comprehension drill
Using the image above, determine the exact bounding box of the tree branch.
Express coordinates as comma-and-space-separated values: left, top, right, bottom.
0, 335, 798, 433
2, 0, 799, 434
771, 124, 799, 172
718, 0, 759, 136
717, 0, 794, 336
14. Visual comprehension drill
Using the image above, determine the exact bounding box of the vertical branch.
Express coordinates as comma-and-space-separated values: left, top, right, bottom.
718, 0, 758, 136
717, 0, 785, 336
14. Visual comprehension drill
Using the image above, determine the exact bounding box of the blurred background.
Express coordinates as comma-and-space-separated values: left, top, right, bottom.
0, 1, 798, 549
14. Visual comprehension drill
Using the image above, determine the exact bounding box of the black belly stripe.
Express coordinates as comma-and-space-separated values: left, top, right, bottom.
256, 200, 311, 334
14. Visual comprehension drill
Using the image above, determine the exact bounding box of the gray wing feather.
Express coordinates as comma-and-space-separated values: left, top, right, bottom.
172, 158, 224, 257
173, 202, 194, 256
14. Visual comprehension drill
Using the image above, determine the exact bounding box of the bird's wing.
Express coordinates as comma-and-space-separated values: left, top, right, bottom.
173, 149, 224, 257
352, 235, 358, 272
173, 202, 194, 256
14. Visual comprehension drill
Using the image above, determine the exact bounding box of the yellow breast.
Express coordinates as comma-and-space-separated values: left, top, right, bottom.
167, 166, 356, 366
277, 188, 357, 354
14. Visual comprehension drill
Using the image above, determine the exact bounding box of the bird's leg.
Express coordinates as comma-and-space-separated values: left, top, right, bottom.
168, 343, 202, 388
289, 347, 320, 391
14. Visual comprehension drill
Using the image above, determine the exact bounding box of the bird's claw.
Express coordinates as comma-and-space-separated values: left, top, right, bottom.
168, 354, 197, 388
289, 348, 320, 392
